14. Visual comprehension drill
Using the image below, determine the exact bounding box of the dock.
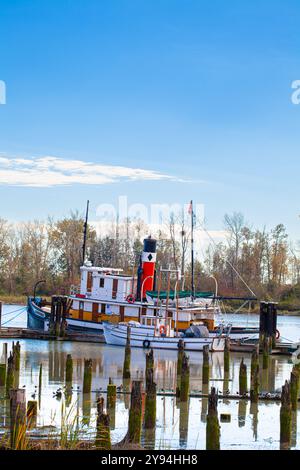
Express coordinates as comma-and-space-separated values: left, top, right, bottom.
0, 327, 105, 343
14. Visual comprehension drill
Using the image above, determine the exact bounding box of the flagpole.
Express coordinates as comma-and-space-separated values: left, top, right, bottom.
190, 200, 195, 300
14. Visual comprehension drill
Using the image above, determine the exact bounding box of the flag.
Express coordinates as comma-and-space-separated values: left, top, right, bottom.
188, 200, 193, 214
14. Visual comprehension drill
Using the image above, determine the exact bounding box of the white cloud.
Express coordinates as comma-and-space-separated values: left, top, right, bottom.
0, 155, 177, 187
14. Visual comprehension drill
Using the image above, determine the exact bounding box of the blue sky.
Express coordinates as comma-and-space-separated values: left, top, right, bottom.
0, 0, 299, 239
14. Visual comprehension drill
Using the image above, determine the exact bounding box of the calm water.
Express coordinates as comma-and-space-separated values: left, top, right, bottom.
1, 305, 300, 450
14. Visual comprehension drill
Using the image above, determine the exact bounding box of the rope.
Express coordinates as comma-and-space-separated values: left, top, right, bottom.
1, 307, 26, 326
194, 217, 257, 298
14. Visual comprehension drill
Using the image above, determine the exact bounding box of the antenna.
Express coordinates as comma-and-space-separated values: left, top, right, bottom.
82, 200, 89, 265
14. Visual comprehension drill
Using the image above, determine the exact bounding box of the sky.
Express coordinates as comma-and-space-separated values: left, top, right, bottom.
0, 0, 299, 242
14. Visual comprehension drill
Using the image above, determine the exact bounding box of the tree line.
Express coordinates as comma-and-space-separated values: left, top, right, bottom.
0, 211, 299, 306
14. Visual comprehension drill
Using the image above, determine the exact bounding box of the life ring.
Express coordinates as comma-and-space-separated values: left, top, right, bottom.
143, 339, 150, 349
276, 329, 280, 340
159, 325, 166, 336
126, 294, 135, 304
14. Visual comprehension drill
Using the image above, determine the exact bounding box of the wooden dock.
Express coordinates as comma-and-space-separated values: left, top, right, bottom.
0, 327, 105, 343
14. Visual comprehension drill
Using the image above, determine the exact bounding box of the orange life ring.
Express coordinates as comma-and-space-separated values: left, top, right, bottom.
276, 329, 280, 340
126, 294, 135, 304
159, 325, 166, 336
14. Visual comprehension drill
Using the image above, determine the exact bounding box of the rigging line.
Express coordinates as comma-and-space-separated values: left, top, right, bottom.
194, 217, 257, 298
1, 306, 27, 317
1, 308, 26, 326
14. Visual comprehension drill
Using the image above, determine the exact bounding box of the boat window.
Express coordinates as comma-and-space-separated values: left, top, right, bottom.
79, 301, 84, 310
101, 303, 105, 314
99, 278, 105, 288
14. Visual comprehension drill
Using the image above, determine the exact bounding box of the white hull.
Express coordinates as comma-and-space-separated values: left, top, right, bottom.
103, 322, 226, 352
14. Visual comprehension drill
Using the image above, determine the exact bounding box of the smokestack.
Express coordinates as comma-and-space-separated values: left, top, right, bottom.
139, 236, 157, 301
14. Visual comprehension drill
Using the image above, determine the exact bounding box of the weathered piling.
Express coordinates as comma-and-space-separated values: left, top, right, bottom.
177, 339, 185, 376
202, 345, 210, 385
262, 336, 271, 370
107, 377, 117, 409
280, 380, 292, 449
10, 388, 26, 449
290, 366, 299, 412
65, 354, 73, 385
27, 400, 37, 429
250, 346, 259, 383
206, 387, 220, 450
128, 380, 142, 443
250, 363, 259, 404
179, 400, 189, 448
224, 338, 230, 375
2, 343, 7, 363
95, 396, 111, 450
0, 363, 6, 386
122, 326, 131, 379
38, 363, 42, 394
238, 399, 247, 427
13, 341, 21, 371
180, 352, 190, 402
144, 350, 157, 429
83, 359, 92, 394
6, 352, 15, 398
239, 358, 248, 395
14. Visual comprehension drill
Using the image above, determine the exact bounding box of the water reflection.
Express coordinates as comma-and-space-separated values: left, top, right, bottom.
1, 306, 300, 449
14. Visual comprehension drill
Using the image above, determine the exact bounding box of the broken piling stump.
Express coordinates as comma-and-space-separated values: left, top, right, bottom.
280, 380, 292, 449
206, 387, 220, 450
202, 345, 210, 385
122, 326, 131, 379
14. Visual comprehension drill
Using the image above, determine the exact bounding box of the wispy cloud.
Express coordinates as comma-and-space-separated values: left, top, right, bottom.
0, 155, 178, 187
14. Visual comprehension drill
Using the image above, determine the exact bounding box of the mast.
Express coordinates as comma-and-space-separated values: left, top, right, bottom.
82, 200, 89, 265
190, 200, 195, 299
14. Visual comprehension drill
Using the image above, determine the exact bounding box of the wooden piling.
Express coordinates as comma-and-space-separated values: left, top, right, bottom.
251, 346, 259, 383
10, 388, 26, 449
13, 341, 21, 371
65, 354, 73, 385
6, 352, 15, 398
107, 377, 117, 409
239, 358, 247, 395
123, 326, 131, 379
177, 339, 184, 376
27, 400, 37, 429
262, 336, 271, 370
180, 352, 190, 402
95, 396, 111, 450
144, 350, 157, 429
83, 359, 93, 394
280, 380, 292, 449
290, 366, 299, 412
0, 363, 6, 386
2, 343, 7, 363
202, 345, 210, 385
0, 300, 2, 328
206, 387, 220, 450
128, 380, 142, 443
224, 338, 230, 374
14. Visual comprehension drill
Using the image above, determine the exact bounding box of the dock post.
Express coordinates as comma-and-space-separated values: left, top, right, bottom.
239, 358, 248, 395
290, 366, 299, 412
13, 341, 21, 372
206, 387, 220, 450
224, 337, 230, 375
280, 380, 292, 449
250, 346, 259, 383
38, 363, 42, 405
83, 359, 93, 394
122, 326, 131, 379
180, 352, 190, 402
95, 396, 111, 450
202, 345, 210, 385
27, 400, 37, 429
128, 380, 142, 443
262, 336, 271, 370
107, 378, 116, 429
0, 363, 6, 386
144, 350, 156, 429
6, 352, 15, 398
2, 343, 7, 363
177, 339, 184, 376
10, 388, 26, 449
65, 354, 73, 385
